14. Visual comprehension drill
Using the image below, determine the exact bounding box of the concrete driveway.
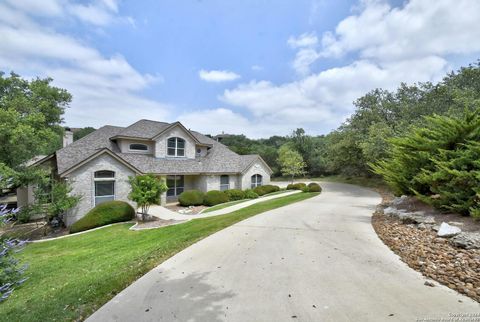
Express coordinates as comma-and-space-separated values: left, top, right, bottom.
88, 182, 479, 322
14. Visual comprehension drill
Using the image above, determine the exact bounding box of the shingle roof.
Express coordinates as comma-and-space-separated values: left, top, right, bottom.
56, 125, 124, 174
54, 120, 271, 176
115, 119, 170, 139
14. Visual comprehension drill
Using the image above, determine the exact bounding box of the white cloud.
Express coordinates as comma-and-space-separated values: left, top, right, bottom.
214, 0, 480, 137
320, 0, 480, 60
251, 65, 263, 71
0, 1, 170, 128
198, 69, 241, 82
287, 32, 318, 48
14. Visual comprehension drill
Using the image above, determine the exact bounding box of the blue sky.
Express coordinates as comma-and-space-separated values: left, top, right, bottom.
1, 0, 480, 137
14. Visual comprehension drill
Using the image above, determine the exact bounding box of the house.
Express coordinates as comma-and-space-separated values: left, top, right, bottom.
17, 120, 272, 226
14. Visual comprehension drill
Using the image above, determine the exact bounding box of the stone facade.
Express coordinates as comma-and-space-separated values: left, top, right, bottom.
240, 162, 271, 190
117, 139, 154, 154
154, 127, 197, 159
65, 153, 136, 226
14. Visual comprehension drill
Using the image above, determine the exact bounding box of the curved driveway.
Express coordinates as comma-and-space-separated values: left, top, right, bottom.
88, 182, 479, 322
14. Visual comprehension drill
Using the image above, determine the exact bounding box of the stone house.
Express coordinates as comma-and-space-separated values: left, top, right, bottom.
17, 120, 272, 226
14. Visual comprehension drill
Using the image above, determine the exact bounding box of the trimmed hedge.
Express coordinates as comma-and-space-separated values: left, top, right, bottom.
69, 201, 135, 233
244, 189, 259, 199
204, 190, 230, 206
253, 184, 280, 196
287, 183, 307, 190
307, 183, 322, 192
224, 189, 245, 201
178, 190, 205, 206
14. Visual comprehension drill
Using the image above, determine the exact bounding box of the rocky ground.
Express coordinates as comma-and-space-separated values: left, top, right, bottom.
372, 196, 480, 303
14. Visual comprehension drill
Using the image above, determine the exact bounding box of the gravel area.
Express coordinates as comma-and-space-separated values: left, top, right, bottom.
372, 209, 480, 303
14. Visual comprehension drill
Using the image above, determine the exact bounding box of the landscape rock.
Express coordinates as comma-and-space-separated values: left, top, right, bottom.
372, 213, 480, 303
451, 232, 480, 250
391, 195, 408, 206
424, 281, 435, 287
437, 222, 461, 238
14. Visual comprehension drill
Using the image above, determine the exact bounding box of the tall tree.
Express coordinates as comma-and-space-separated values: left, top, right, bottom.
0, 72, 71, 182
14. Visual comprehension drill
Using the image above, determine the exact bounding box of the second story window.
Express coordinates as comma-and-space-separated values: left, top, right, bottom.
129, 143, 148, 151
167, 137, 185, 157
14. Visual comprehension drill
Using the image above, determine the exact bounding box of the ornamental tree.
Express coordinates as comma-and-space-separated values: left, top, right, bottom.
128, 174, 168, 221
278, 144, 306, 183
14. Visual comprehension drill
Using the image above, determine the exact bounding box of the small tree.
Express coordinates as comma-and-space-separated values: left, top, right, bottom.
33, 179, 81, 227
278, 145, 306, 183
128, 174, 168, 221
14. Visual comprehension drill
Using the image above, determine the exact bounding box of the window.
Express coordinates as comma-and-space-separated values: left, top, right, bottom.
167, 175, 184, 197
220, 175, 229, 191
94, 170, 115, 205
129, 143, 148, 151
251, 174, 262, 188
167, 137, 185, 157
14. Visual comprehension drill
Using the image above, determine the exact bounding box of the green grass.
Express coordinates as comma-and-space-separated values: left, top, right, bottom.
201, 199, 249, 213
0, 192, 319, 322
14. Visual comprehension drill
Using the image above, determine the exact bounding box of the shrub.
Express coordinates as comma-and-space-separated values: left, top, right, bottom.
178, 190, 205, 206
253, 185, 280, 196
287, 183, 307, 190
16, 205, 34, 223
224, 189, 245, 201
69, 201, 135, 233
372, 111, 480, 218
244, 189, 259, 199
307, 183, 322, 192
204, 190, 230, 206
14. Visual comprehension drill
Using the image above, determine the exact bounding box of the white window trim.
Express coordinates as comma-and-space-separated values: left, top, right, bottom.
251, 174, 263, 189
220, 175, 230, 191
166, 137, 186, 158
93, 171, 116, 206
128, 143, 150, 152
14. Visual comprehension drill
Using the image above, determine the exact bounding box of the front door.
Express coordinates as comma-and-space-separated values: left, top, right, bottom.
167, 175, 184, 197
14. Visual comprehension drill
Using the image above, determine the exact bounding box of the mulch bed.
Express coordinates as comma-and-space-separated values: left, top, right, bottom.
165, 204, 208, 215
372, 211, 480, 302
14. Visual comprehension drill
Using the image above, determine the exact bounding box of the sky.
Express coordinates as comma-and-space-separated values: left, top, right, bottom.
1, 0, 480, 138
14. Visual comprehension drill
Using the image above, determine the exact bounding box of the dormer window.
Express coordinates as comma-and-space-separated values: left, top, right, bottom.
129, 143, 148, 151
167, 137, 185, 157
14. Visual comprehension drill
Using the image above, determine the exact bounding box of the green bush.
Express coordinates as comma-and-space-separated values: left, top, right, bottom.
69, 201, 135, 233
224, 189, 245, 201
17, 205, 34, 223
253, 184, 280, 196
372, 111, 480, 218
178, 190, 205, 206
204, 190, 230, 206
307, 183, 322, 192
287, 183, 307, 190
244, 189, 259, 199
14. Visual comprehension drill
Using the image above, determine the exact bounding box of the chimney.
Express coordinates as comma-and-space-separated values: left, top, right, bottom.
63, 128, 74, 147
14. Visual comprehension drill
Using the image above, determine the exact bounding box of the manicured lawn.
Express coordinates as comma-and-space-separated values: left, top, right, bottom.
0, 192, 319, 322
201, 199, 249, 213
201, 190, 292, 214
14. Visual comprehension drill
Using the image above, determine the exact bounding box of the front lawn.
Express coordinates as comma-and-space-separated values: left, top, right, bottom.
201, 199, 249, 213
0, 192, 318, 322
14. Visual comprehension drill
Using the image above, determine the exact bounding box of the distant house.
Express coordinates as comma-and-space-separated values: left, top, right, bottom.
17, 120, 272, 226
212, 131, 233, 143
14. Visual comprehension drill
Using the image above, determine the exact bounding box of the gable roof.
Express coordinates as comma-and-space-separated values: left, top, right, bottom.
47, 119, 271, 176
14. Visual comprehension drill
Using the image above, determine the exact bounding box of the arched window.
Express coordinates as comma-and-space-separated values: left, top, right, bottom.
94, 170, 115, 205
251, 174, 262, 188
167, 137, 185, 157
129, 143, 148, 151
220, 175, 230, 191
